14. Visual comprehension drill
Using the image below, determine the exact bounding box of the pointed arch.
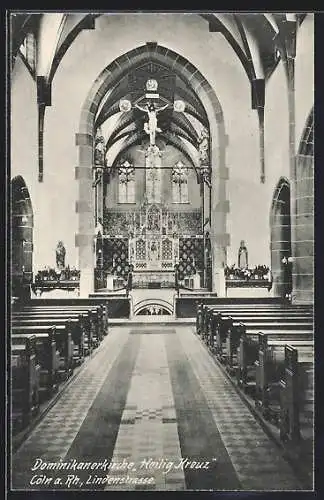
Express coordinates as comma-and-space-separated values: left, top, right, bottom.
11, 176, 34, 300
75, 43, 228, 296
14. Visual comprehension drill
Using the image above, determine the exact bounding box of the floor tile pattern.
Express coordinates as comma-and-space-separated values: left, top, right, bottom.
104, 330, 185, 490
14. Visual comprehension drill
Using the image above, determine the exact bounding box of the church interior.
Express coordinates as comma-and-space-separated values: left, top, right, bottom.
10, 12, 314, 491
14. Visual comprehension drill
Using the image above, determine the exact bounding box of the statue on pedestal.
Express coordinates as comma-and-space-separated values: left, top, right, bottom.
56, 241, 66, 270
238, 240, 248, 269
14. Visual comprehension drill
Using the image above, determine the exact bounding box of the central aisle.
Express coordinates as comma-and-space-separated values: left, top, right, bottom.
12, 325, 303, 491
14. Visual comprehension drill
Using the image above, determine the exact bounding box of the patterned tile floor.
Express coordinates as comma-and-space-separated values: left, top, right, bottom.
11, 324, 306, 491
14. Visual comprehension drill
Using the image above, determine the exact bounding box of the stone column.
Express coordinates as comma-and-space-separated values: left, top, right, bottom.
282, 22, 299, 303
98, 171, 104, 222
210, 130, 230, 297
293, 129, 314, 303
75, 133, 95, 297
202, 181, 211, 289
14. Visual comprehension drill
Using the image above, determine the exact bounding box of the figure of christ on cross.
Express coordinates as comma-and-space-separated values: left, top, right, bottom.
135, 102, 169, 145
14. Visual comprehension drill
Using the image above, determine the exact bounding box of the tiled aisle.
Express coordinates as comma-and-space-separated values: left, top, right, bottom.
104, 329, 185, 490
11, 325, 303, 491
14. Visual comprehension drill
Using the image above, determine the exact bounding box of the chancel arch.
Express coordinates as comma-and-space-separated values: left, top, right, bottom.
76, 43, 229, 297
11, 176, 34, 300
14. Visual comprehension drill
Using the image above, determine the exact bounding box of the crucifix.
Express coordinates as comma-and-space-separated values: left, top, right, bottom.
119, 79, 186, 204
135, 101, 169, 146
119, 78, 185, 146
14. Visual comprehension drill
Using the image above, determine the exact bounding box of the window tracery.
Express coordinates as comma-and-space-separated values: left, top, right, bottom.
172, 160, 189, 204
118, 159, 135, 203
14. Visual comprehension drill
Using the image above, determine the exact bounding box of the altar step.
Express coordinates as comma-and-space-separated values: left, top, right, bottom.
109, 316, 196, 326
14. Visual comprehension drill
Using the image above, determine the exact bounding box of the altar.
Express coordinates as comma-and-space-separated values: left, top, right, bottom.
128, 201, 179, 286
98, 139, 205, 291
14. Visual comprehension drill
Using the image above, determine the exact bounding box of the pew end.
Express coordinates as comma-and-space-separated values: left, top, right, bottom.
279, 345, 314, 444
11, 337, 41, 432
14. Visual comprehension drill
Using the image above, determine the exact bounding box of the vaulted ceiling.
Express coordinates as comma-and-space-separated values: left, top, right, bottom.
10, 12, 306, 168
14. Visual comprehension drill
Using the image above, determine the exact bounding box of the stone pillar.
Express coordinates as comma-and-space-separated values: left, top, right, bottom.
75, 133, 95, 297
279, 21, 302, 303
210, 141, 230, 297
251, 79, 266, 183
98, 172, 104, 222
293, 134, 314, 303
287, 62, 298, 303
37, 77, 51, 183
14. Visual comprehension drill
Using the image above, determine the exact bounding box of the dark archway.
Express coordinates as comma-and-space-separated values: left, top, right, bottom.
136, 306, 172, 316
11, 176, 34, 301
133, 298, 174, 316
270, 177, 292, 298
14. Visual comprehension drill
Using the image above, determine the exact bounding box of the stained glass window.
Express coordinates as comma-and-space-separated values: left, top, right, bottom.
172, 160, 189, 204
118, 160, 135, 203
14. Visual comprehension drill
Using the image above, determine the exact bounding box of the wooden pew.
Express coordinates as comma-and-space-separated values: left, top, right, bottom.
197, 303, 313, 337
202, 309, 312, 365
11, 336, 40, 429
24, 296, 128, 322
12, 313, 89, 360
11, 328, 60, 400
279, 345, 314, 442
12, 325, 73, 380
254, 333, 314, 423
227, 318, 312, 365
177, 296, 289, 318
12, 316, 86, 367
14, 304, 104, 343
17, 305, 105, 344
237, 327, 313, 392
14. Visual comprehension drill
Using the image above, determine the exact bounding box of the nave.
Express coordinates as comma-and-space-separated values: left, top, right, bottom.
12, 323, 304, 491
9, 12, 315, 494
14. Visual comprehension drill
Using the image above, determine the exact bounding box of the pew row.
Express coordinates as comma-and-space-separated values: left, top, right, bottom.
12, 325, 74, 380
11, 336, 40, 429
177, 295, 312, 318
15, 305, 106, 340
12, 308, 104, 354
12, 328, 60, 400
194, 304, 314, 445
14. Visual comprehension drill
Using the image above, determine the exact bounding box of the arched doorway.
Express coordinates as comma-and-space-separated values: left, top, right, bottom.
11, 176, 34, 301
270, 178, 292, 298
